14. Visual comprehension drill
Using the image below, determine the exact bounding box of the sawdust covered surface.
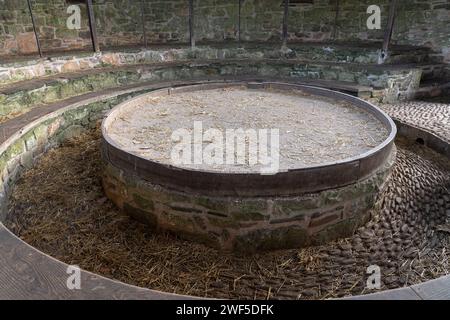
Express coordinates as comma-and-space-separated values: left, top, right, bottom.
107, 87, 389, 172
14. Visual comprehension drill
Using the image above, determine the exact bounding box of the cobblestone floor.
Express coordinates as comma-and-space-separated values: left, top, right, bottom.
380, 99, 450, 143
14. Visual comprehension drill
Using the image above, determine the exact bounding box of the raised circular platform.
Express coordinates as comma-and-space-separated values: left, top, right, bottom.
106, 84, 388, 172
101, 82, 397, 251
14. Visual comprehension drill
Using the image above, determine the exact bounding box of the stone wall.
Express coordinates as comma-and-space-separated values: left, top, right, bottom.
0, 0, 449, 60
395, 0, 450, 62
0, 43, 429, 85
0, 46, 427, 122
288, 0, 388, 42
0, 0, 145, 56
91, 0, 143, 48
194, 0, 238, 41
0, 0, 37, 55
142, 0, 190, 43
0, 0, 92, 55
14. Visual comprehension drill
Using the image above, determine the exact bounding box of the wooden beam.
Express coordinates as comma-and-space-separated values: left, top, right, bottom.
332, 0, 340, 39
382, 0, 398, 55
282, 0, 289, 45
26, 0, 42, 57
140, 0, 147, 48
86, 0, 100, 52
189, 0, 195, 48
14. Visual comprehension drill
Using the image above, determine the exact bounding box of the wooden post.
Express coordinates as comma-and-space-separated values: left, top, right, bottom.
282, 0, 289, 46
381, 0, 398, 60
87, 0, 100, 52
189, 0, 195, 48
140, 0, 147, 48
238, 0, 242, 45
26, 0, 42, 57
332, 0, 340, 39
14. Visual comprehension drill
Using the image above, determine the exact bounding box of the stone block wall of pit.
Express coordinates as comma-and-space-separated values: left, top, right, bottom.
102, 149, 396, 252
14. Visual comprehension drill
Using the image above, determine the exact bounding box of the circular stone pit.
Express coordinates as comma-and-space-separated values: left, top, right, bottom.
101, 82, 397, 251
